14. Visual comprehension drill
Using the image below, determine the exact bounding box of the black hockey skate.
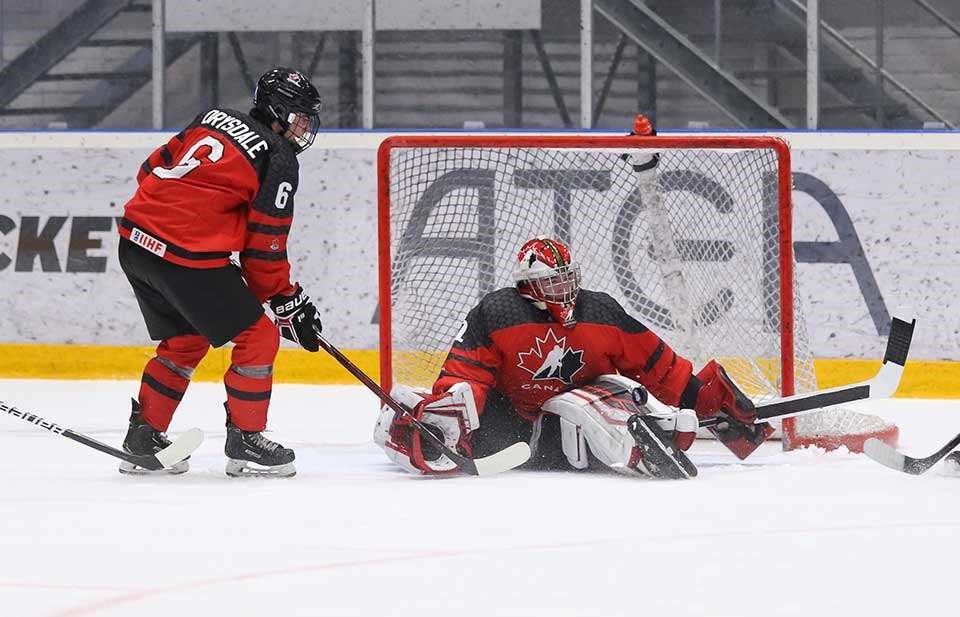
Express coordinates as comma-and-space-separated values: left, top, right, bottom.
119, 399, 189, 475
626, 413, 697, 480
224, 410, 296, 478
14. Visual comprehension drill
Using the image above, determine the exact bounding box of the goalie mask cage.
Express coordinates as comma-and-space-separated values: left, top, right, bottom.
377, 131, 897, 452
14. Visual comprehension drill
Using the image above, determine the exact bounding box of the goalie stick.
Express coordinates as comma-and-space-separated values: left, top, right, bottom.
863, 433, 960, 475
314, 331, 531, 476
699, 316, 915, 429
0, 399, 203, 471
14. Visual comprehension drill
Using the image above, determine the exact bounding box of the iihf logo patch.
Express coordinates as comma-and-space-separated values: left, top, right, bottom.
517, 330, 585, 384
286, 72, 303, 86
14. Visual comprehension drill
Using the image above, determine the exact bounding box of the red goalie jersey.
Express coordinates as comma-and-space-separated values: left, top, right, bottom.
434, 287, 702, 421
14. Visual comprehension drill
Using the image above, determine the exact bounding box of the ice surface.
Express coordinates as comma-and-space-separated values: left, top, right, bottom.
1, 379, 959, 617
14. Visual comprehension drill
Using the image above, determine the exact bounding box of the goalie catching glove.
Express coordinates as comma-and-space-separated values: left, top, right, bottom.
269, 283, 321, 352
373, 382, 480, 475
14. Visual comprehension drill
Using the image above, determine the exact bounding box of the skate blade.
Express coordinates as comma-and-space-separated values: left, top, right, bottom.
627, 414, 697, 480
118, 459, 189, 475
225, 459, 296, 478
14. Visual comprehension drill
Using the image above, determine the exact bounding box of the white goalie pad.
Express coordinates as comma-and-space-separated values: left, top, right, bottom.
373, 384, 430, 475
540, 374, 696, 475
412, 382, 479, 473
373, 383, 480, 475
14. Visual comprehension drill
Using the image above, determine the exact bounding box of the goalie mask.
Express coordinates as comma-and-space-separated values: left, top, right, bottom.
515, 237, 581, 327
253, 67, 323, 154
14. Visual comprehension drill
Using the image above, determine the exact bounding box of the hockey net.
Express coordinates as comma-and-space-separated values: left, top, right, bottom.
377, 131, 897, 452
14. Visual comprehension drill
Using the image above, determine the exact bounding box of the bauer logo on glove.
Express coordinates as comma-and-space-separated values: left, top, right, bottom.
269, 283, 321, 352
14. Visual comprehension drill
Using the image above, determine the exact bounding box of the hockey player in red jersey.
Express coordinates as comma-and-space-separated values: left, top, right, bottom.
117, 67, 324, 477
375, 236, 769, 478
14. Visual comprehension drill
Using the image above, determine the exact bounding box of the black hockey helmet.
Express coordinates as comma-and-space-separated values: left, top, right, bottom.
253, 67, 322, 154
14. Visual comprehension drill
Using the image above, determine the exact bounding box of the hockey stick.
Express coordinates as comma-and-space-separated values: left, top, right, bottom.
699, 316, 915, 429
0, 399, 203, 471
314, 332, 531, 476
863, 432, 960, 475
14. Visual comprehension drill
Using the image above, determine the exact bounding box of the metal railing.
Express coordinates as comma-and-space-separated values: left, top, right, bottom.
912, 0, 960, 39
782, 0, 955, 128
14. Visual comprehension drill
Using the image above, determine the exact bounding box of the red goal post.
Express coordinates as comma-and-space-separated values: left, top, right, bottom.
376, 131, 892, 452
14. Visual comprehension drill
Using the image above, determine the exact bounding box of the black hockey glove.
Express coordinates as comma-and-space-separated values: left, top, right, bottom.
269, 283, 321, 352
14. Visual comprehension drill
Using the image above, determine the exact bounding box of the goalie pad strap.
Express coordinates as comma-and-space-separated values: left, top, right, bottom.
558, 416, 589, 469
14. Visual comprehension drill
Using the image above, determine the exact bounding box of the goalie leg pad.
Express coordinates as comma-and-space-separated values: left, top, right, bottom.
373, 384, 430, 475
541, 393, 631, 473
373, 383, 478, 475
541, 374, 697, 479
410, 382, 479, 473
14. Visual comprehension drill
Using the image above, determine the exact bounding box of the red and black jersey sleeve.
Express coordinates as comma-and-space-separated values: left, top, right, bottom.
433, 302, 502, 414
240, 139, 300, 302
580, 291, 700, 409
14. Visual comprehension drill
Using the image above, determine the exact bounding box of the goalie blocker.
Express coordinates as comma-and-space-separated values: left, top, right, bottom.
374, 374, 699, 479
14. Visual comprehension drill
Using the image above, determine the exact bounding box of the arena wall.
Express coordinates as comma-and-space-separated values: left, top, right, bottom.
0, 130, 957, 395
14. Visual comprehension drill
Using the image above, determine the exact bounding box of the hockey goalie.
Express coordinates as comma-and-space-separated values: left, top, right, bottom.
375, 237, 773, 478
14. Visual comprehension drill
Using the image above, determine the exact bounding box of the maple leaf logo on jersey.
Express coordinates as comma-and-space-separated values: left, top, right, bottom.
517, 330, 585, 384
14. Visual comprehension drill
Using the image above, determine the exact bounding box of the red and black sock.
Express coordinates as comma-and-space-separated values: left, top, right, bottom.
224, 366, 273, 432
138, 334, 209, 431
225, 314, 280, 432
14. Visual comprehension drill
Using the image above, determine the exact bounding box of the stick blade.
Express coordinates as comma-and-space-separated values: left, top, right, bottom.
867, 316, 913, 398
867, 359, 906, 400
472, 442, 531, 476
863, 437, 907, 472
154, 428, 204, 469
